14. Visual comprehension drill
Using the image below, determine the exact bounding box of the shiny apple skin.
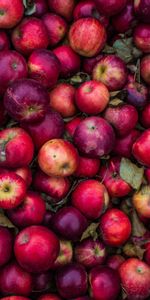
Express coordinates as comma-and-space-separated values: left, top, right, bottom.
74, 155, 100, 178
140, 55, 150, 84
48, 0, 75, 21
113, 129, 140, 158
0, 226, 13, 267
0, 0, 24, 28
132, 129, 150, 167
141, 103, 150, 128
106, 255, 125, 270
133, 185, 150, 219
112, 1, 135, 33
134, 0, 150, 23
134, 24, 150, 53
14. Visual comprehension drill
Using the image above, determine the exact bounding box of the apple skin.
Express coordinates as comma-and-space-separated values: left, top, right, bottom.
73, 116, 115, 158
119, 258, 150, 299
52, 240, 73, 269
0, 226, 13, 267
113, 129, 140, 158
0, 0, 24, 28
38, 139, 79, 177
33, 0, 48, 17
82, 54, 103, 75
140, 55, 150, 84
100, 208, 131, 247
69, 17, 106, 57
11, 17, 49, 56
0, 261, 33, 296
32, 271, 52, 292
134, 24, 150, 53
104, 104, 138, 137
49, 83, 77, 118
133, 185, 150, 219
0, 50, 28, 96
53, 45, 81, 78
132, 129, 150, 167
112, 1, 135, 33
4, 79, 49, 123
92, 55, 127, 91
145, 242, 150, 265
72, 179, 109, 219
55, 263, 88, 299
75, 238, 106, 269
65, 117, 83, 138
48, 0, 75, 21
42, 13, 68, 47
14, 166, 32, 188
33, 170, 70, 202
28, 49, 60, 89
145, 168, 150, 183
74, 155, 100, 178
125, 80, 148, 108
106, 255, 125, 271
141, 103, 150, 128
0, 297, 31, 300
99, 157, 132, 198
75, 80, 109, 115
0, 30, 10, 50
37, 294, 62, 300
0, 127, 34, 169
94, 0, 127, 16
14, 225, 60, 273
134, 0, 150, 23
89, 266, 121, 300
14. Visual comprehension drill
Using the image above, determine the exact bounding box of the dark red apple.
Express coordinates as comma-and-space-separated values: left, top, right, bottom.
4, 79, 49, 123
53, 45, 81, 78
0, 30, 9, 50
33, 0, 48, 17
74, 155, 100, 178
89, 266, 121, 300
141, 103, 150, 128
51, 206, 88, 242
112, 1, 135, 33
106, 255, 125, 271
75, 80, 109, 115
0, 226, 13, 267
125, 80, 148, 108
113, 129, 140, 158
94, 0, 127, 16
145, 168, 150, 183
56, 263, 87, 299
132, 129, 150, 167
52, 240, 73, 269
100, 208, 131, 247
73, 116, 115, 158
75, 238, 106, 269
14, 225, 60, 273
82, 54, 103, 75
11, 17, 49, 56
0, 50, 28, 96
134, 0, 150, 23
119, 258, 150, 299
42, 13, 67, 47
140, 55, 150, 84
38, 139, 79, 177
145, 242, 150, 265
65, 117, 83, 138
0, 101, 7, 127
69, 18, 106, 57
0, 297, 31, 300
33, 271, 52, 292
134, 24, 150, 53
133, 185, 150, 219
42, 210, 54, 228
49, 83, 77, 118
92, 55, 127, 91
48, 0, 75, 21
0, 0, 24, 28
0, 261, 32, 296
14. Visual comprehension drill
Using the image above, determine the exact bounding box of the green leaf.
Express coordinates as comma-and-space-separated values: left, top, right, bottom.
132, 210, 147, 237
0, 212, 16, 228
113, 38, 142, 63
80, 223, 99, 241
120, 158, 144, 190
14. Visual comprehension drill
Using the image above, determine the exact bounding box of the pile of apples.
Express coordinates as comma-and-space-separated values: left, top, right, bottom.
0, 0, 150, 299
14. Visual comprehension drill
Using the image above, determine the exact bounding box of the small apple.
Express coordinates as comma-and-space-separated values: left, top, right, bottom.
140, 55, 150, 85
134, 0, 150, 23
134, 24, 150, 53
0, 0, 24, 28
133, 185, 150, 219
132, 129, 150, 167
74, 155, 100, 178
125, 80, 148, 108
52, 240, 73, 269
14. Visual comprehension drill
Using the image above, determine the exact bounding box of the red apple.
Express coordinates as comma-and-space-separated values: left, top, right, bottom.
28, 49, 60, 89
48, 0, 75, 21
145, 242, 150, 265
119, 258, 150, 299
69, 17, 106, 57
42, 13, 68, 47
82, 54, 103, 75
65, 117, 83, 138
106, 255, 125, 270
72, 179, 109, 219
14, 225, 60, 273
42, 210, 54, 228
38, 139, 79, 177
32, 0, 48, 17
145, 168, 150, 183
0, 0, 24, 28
125, 80, 148, 108
52, 240, 73, 269
4, 79, 49, 123
32, 271, 52, 292
0, 50, 28, 96
53, 45, 81, 78
100, 208, 131, 247
0, 226, 13, 267
113, 129, 140, 158
134, 0, 150, 23
112, 1, 135, 33
141, 103, 150, 128
1, 297, 31, 300
134, 24, 150, 53
38, 294, 62, 300
133, 185, 150, 219
132, 129, 150, 167
11, 17, 49, 56
92, 55, 127, 91
49, 83, 77, 118
14, 166, 32, 188
75, 80, 109, 115
0, 30, 9, 50
74, 155, 100, 178
140, 55, 150, 84
94, 0, 127, 16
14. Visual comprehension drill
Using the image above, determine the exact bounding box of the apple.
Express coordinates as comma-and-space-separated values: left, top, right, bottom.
49, 83, 77, 118
132, 129, 150, 167
73, 116, 115, 158
0, 30, 9, 50
104, 104, 138, 137
106, 255, 125, 270
37, 294, 62, 300
89, 266, 121, 300
134, 24, 150, 53
0, 50, 28, 96
100, 208, 131, 247
48, 0, 75, 21
42, 13, 68, 47
141, 103, 150, 128
52, 240, 73, 269
145, 242, 150, 265
28, 49, 60, 89
32, 0, 48, 17
99, 157, 132, 198
92, 55, 127, 91
65, 117, 83, 138
112, 1, 135, 33
140, 55, 150, 84
33, 170, 70, 202
0, 297, 31, 300
0, 0, 24, 28
53, 45, 81, 78
42, 210, 54, 228
38, 139, 79, 177
75, 80, 109, 115
11, 17, 49, 56
14, 166, 32, 188
125, 80, 148, 108
69, 17, 106, 57
4, 79, 49, 123
7, 191, 46, 228
0, 261, 33, 296
113, 129, 140, 158
82, 54, 103, 75
71, 179, 109, 219
94, 0, 127, 16
0, 226, 13, 267
133, 185, 150, 219
134, 0, 150, 23
119, 258, 150, 299
33, 271, 52, 292
0, 172, 27, 209
75, 238, 106, 269
51, 206, 88, 242
14, 225, 60, 273
55, 263, 87, 299
74, 155, 100, 178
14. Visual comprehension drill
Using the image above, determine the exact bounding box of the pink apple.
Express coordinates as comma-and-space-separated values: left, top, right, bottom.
0, 0, 24, 28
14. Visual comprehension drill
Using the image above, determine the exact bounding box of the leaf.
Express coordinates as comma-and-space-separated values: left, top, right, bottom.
69, 72, 90, 85
80, 223, 99, 241
132, 210, 147, 237
110, 91, 121, 98
113, 38, 142, 63
0, 212, 16, 228
109, 98, 123, 106
120, 158, 144, 190
23, 0, 36, 15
